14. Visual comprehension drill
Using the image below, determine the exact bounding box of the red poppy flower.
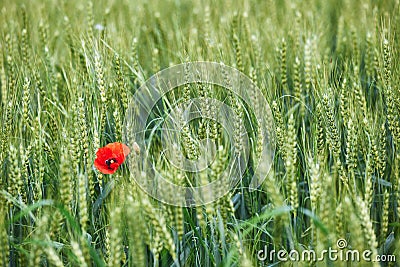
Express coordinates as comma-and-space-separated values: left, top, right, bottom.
94, 142, 130, 174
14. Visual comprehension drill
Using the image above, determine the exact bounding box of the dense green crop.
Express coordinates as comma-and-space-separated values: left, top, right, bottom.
0, 0, 399, 266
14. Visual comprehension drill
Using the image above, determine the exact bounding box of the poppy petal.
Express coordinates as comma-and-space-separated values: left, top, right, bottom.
96, 147, 112, 161
94, 158, 118, 174
122, 143, 130, 157
94, 142, 130, 174
107, 142, 130, 164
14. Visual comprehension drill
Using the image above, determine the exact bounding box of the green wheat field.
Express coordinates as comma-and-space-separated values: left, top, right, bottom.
0, 0, 400, 266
